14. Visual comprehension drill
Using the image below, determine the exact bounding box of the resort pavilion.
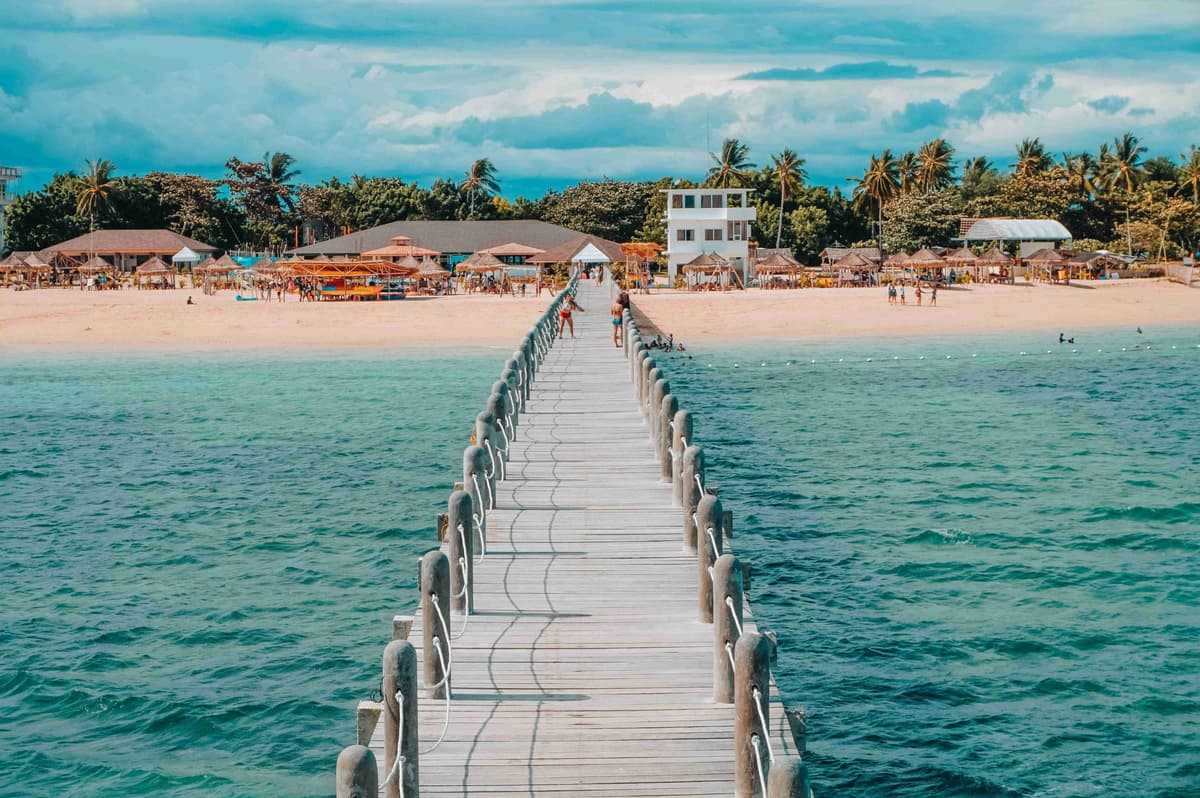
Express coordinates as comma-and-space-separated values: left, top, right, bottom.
681, 251, 737, 291
42, 229, 218, 273
620, 242, 662, 293
820, 245, 881, 269
457, 251, 512, 294
278, 259, 418, 300
1023, 247, 1070, 283
942, 246, 980, 283
1068, 251, 1125, 280
976, 246, 1014, 282
362, 234, 442, 262
77, 255, 118, 288
480, 241, 545, 265
905, 248, 946, 278
527, 234, 627, 276
0, 252, 52, 286
756, 251, 803, 289
411, 256, 452, 295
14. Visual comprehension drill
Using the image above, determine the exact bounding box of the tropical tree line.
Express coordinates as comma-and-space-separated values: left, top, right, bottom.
6, 133, 1200, 261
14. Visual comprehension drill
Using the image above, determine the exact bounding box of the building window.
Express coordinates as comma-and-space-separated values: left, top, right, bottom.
700, 194, 724, 209
728, 193, 743, 208
683, 195, 696, 209
705, 228, 723, 241
677, 229, 695, 242
728, 221, 747, 241
672, 194, 683, 208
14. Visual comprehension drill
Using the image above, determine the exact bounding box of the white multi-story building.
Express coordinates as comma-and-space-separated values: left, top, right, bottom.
0, 166, 20, 250
663, 188, 755, 281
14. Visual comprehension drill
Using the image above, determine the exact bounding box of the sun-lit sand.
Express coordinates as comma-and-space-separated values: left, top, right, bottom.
631, 279, 1200, 344
0, 288, 550, 352
1, 279, 1197, 353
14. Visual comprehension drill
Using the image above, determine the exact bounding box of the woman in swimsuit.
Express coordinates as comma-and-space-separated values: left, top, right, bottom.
559, 294, 584, 338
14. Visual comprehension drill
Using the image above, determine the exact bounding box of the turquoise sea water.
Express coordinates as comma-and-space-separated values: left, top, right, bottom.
1, 327, 1198, 797
656, 326, 1200, 797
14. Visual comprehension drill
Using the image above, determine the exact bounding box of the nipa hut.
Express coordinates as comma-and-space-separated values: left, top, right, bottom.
681, 252, 737, 291
756, 252, 802, 289
135, 256, 176, 288
832, 250, 878, 286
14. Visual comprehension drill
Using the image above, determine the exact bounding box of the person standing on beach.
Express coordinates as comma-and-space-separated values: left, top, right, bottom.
899, 284, 906, 305
887, 285, 896, 305
930, 285, 937, 306
915, 283, 923, 306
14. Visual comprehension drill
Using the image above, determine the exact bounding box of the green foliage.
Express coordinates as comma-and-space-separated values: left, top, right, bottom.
882, 189, 963, 253
706, 138, 755, 188
541, 179, 655, 242
634, 177, 695, 245
967, 172, 1071, 220
4, 172, 88, 251
789, 205, 829, 264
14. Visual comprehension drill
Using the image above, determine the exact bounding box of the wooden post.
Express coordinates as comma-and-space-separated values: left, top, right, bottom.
660, 394, 679, 480
768, 757, 810, 797
382, 639, 419, 798
734, 632, 772, 798
475, 411, 499, 497
696, 494, 723, 622
485, 392, 507, 465
632, 347, 647, 399
712, 553, 743, 703
447, 490, 474, 613
681, 444, 704, 551
463, 445, 488, 539
501, 367, 520, 419
513, 350, 531, 403
650, 378, 668, 450
336, 744, 378, 798
641, 361, 658, 419
420, 550, 450, 699
671, 410, 694, 507
492, 379, 515, 429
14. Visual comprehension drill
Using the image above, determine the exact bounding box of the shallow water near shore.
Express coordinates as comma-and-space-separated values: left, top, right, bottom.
657, 324, 1200, 797
2, 325, 1198, 797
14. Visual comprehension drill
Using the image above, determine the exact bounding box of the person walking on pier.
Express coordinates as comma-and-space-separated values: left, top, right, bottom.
559, 294, 584, 338
611, 291, 630, 348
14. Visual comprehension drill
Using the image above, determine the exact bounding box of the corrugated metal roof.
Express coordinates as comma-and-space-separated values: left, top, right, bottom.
963, 219, 1072, 241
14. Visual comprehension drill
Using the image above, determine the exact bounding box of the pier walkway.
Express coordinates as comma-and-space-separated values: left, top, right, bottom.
350, 277, 804, 797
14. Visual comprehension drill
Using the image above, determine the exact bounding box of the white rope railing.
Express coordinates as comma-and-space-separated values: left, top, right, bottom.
725, 640, 735, 672
726, 596, 742, 636
420, 638, 452, 755
427, 595, 453, 687
497, 421, 511, 454
381, 690, 406, 797
752, 687, 775, 763
706, 526, 720, 556
695, 472, 704, 494
750, 734, 768, 798
452, 524, 472, 640
471, 513, 487, 556
483, 439, 497, 480
471, 472, 493, 513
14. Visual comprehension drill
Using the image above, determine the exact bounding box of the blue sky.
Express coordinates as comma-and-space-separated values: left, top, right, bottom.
1, 0, 1199, 197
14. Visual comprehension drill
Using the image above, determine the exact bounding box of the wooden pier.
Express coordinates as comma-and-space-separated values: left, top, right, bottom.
340, 277, 808, 797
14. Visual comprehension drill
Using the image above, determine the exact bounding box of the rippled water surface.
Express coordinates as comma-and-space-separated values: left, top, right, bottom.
0, 353, 499, 798
2, 328, 1198, 797
656, 326, 1200, 797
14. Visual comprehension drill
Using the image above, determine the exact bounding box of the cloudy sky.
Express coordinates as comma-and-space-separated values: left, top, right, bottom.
2, 0, 1199, 196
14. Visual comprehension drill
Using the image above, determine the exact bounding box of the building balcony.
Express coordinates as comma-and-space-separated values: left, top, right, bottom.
665, 207, 756, 222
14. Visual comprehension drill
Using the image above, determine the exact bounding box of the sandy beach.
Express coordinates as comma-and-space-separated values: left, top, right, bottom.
631, 279, 1200, 345
0, 289, 551, 353
1, 279, 1197, 353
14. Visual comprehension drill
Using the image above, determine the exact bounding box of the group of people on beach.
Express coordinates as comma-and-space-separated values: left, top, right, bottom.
887, 282, 937, 307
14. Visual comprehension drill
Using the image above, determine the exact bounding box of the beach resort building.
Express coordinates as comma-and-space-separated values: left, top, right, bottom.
41, 229, 218, 272
0, 166, 20, 250
662, 188, 755, 281
289, 220, 619, 268
958, 218, 1072, 257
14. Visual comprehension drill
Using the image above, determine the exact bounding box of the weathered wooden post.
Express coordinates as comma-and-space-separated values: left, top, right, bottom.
420, 550, 450, 698
501, 367, 520, 420
712, 553, 744, 703
447, 490, 474, 614
681, 444, 705, 551
734, 632, 772, 798
641, 361, 658, 419
336, 744, 378, 798
382, 639, 419, 798
650, 378, 668, 450
659, 394, 679, 480
493, 379, 516, 429
513, 350, 531, 403
463, 445, 489, 542
632, 344, 646, 390
671, 410, 693, 507
768, 757, 810, 797
696, 493, 724, 622
475, 411, 500, 494
623, 310, 633, 358
485, 392, 508, 459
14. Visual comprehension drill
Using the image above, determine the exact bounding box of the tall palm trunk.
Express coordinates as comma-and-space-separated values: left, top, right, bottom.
775, 186, 784, 248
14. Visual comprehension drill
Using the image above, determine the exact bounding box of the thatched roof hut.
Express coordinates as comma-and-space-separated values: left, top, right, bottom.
1025, 247, 1067, 266
681, 252, 731, 274
883, 252, 909, 268
78, 256, 114, 275
756, 252, 801, 274
977, 246, 1014, 265
943, 247, 978, 265
135, 256, 174, 275
905, 248, 946, 267
415, 256, 451, 279
457, 251, 507, 274
833, 251, 878, 270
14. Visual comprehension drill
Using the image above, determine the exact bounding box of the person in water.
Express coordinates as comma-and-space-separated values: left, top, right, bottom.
558, 294, 583, 338
186, 296, 194, 305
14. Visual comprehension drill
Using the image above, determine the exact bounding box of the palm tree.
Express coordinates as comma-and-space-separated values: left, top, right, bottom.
897, 151, 918, 193
1060, 152, 1098, 198
1179, 145, 1200, 205
1014, 137, 1052, 177
707, 138, 755, 188
1099, 133, 1148, 193
76, 158, 116, 229
916, 138, 955, 193
770, 149, 807, 248
849, 150, 901, 240
264, 151, 301, 212
459, 158, 501, 217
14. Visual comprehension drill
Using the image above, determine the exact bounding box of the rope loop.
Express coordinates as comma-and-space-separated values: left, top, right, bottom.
752, 687, 776, 763
726, 596, 743, 636
750, 733, 767, 798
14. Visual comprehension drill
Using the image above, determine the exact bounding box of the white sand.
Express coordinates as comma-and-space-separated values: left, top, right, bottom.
631, 280, 1200, 344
